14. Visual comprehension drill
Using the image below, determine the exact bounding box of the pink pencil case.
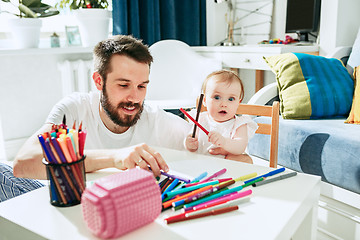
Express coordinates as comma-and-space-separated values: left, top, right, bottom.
81, 168, 162, 239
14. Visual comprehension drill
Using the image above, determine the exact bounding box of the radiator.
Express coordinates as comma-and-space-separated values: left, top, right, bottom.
58, 59, 95, 97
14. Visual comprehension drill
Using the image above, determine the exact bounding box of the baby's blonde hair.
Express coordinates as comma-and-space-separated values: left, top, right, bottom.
201, 69, 244, 102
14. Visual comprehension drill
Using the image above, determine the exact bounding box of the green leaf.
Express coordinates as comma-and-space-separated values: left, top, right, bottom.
38, 9, 60, 17
18, 4, 37, 18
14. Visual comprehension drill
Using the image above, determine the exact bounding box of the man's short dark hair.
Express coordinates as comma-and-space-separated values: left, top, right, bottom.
93, 35, 153, 81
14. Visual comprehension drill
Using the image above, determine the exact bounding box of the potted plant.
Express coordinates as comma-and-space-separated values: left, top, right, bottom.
57, 0, 110, 47
1, 0, 59, 48
56, 0, 108, 10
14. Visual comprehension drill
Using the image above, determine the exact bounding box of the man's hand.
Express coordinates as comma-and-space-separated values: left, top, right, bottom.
208, 131, 226, 148
185, 134, 198, 152
113, 143, 168, 176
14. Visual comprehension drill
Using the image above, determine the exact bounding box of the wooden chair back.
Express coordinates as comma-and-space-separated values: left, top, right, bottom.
196, 99, 280, 168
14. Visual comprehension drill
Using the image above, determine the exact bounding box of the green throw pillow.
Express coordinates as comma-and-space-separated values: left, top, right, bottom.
264, 53, 354, 119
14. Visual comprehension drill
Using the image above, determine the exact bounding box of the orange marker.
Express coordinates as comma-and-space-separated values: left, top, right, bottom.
57, 138, 72, 163
42, 132, 50, 140
66, 137, 77, 162
58, 137, 85, 191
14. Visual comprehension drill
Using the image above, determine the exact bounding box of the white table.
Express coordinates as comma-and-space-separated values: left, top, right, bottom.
0, 147, 320, 240
192, 44, 319, 92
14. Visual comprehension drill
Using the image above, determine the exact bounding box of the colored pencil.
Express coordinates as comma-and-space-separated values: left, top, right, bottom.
192, 93, 204, 137
252, 172, 297, 187
165, 205, 239, 224
180, 108, 209, 135
244, 167, 285, 184
199, 168, 227, 183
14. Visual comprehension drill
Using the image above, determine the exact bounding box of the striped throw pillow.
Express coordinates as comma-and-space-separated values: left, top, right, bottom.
264, 53, 354, 119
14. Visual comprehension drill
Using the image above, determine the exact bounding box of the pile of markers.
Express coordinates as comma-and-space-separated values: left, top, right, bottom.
39, 116, 87, 207
158, 167, 290, 224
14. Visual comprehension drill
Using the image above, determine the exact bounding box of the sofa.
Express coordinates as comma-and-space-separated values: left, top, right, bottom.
246, 44, 360, 239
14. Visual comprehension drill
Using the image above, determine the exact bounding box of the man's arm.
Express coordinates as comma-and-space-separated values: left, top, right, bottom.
13, 124, 53, 179
13, 124, 168, 179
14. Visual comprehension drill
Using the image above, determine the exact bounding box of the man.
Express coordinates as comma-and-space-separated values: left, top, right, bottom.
12, 35, 190, 181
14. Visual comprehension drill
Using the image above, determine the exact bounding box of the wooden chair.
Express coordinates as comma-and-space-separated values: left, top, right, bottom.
196, 99, 280, 168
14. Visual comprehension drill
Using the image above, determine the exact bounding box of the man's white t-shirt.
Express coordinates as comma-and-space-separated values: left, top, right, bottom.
46, 92, 191, 151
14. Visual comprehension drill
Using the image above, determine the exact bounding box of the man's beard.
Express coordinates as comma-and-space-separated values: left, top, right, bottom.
100, 87, 143, 127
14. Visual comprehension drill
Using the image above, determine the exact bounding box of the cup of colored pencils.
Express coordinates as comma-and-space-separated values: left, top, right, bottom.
40, 119, 87, 207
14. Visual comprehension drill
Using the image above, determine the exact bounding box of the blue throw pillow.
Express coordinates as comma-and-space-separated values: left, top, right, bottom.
264, 53, 354, 119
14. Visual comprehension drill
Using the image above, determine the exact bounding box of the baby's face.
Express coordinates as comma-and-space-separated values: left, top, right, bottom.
204, 77, 242, 123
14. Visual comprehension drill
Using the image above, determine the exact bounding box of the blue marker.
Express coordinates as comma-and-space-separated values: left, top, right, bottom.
48, 172, 59, 202
191, 172, 208, 183
244, 167, 285, 184
38, 135, 55, 163
172, 199, 186, 208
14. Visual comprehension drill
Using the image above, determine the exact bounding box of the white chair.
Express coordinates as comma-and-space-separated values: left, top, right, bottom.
147, 40, 222, 110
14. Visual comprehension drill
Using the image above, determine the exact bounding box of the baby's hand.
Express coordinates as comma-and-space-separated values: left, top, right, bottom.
185, 134, 198, 152
208, 131, 226, 148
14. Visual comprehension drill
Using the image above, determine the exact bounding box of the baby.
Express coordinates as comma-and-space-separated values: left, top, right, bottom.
185, 70, 258, 163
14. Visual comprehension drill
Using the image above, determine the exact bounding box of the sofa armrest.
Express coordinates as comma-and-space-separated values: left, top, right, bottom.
248, 82, 278, 105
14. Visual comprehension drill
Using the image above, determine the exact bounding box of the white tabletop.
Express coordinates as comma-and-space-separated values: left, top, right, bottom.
0, 147, 320, 240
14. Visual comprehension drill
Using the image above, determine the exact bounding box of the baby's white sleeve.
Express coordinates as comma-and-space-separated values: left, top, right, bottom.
232, 115, 259, 140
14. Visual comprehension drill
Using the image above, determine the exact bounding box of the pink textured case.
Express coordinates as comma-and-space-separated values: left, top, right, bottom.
81, 168, 162, 239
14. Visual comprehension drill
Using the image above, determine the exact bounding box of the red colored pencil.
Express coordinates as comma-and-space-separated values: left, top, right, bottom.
165, 205, 238, 224
180, 108, 209, 135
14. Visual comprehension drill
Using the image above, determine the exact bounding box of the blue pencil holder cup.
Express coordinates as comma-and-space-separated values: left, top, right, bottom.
42, 156, 86, 207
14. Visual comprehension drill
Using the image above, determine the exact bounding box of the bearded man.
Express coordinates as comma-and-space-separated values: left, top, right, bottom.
13, 35, 190, 180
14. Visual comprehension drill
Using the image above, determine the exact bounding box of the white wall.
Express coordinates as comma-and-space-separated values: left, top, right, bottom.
319, 0, 360, 56
206, 0, 360, 102
0, 50, 92, 160
206, 0, 228, 46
